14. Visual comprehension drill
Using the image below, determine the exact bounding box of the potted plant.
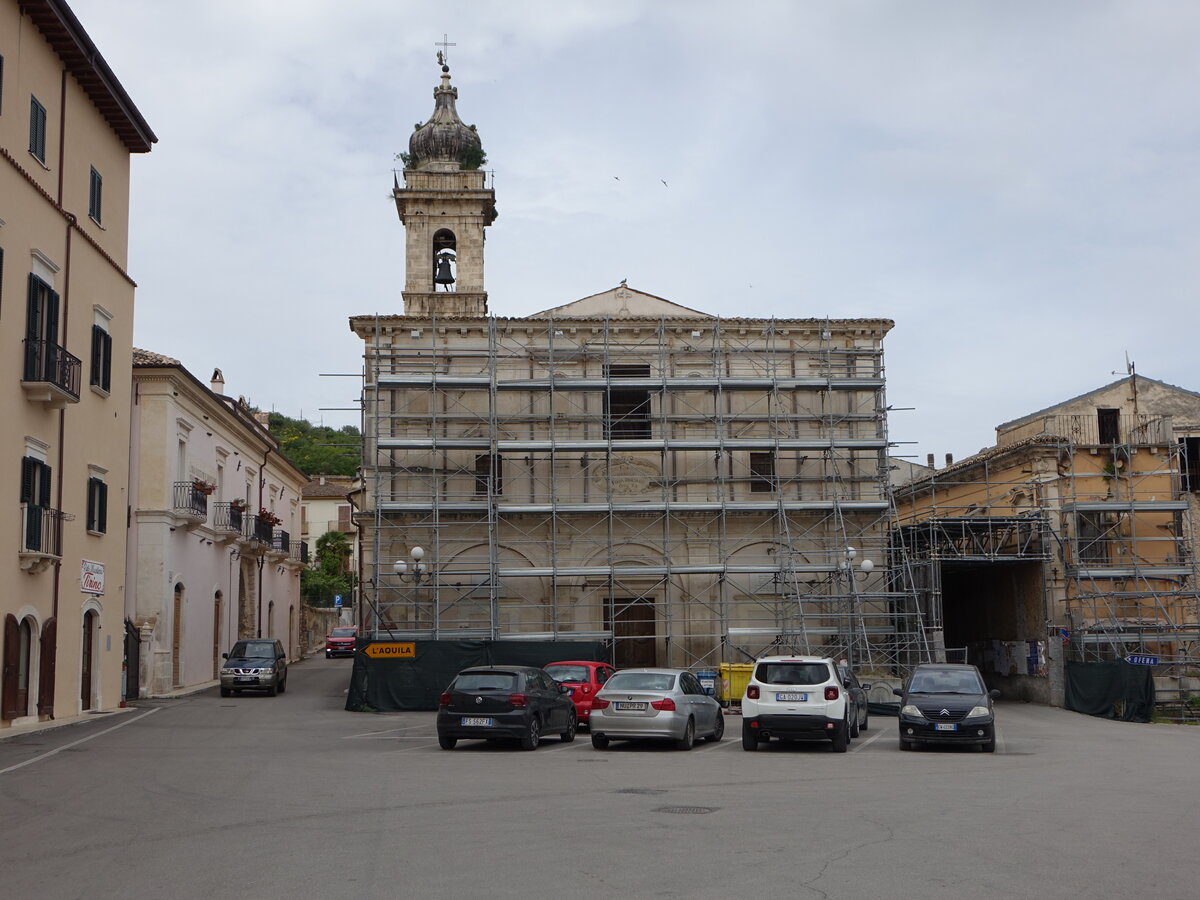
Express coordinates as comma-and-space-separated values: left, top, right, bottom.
229, 498, 247, 511
192, 479, 215, 495
258, 508, 282, 527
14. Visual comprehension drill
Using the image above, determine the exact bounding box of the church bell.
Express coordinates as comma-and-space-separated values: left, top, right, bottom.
434, 253, 456, 286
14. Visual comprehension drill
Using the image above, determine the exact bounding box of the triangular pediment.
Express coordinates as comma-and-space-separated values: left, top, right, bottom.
530, 285, 714, 319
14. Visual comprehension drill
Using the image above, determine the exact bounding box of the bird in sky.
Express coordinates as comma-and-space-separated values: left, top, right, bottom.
613, 175, 620, 181
661, 179, 668, 187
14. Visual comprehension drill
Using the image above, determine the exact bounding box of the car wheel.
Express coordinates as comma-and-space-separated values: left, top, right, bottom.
278, 675, 287, 694
591, 733, 610, 750
861, 709, 869, 731
831, 720, 848, 753
849, 712, 860, 739
900, 738, 915, 751
438, 735, 457, 750
560, 712, 577, 743
705, 711, 725, 742
982, 735, 996, 753
675, 718, 695, 751
741, 722, 759, 751
219, 687, 231, 698
520, 716, 541, 751
325, 652, 331, 659
267, 683, 278, 697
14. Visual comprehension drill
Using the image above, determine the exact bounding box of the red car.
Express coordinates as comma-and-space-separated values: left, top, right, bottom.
324, 625, 358, 658
545, 660, 617, 728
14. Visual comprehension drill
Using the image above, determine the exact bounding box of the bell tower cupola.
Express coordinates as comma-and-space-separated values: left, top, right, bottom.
396, 54, 497, 317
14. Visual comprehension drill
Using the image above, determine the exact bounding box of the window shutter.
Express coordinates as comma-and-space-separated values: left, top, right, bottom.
37, 618, 56, 717
101, 331, 112, 391
38, 462, 51, 507
98, 481, 108, 533
87, 477, 96, 530
45, 287, 59, 344
337, 505, 351, 532
26, 275, 42, 342
3, 614, 21, 720
20, 457, 37, 504
90, 325, 103, 386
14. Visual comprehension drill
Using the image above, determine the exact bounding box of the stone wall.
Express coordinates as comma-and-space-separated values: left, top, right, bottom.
300, 605, 348, 657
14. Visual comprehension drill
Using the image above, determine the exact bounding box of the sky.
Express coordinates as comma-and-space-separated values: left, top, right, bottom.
69, 0, 1200, 465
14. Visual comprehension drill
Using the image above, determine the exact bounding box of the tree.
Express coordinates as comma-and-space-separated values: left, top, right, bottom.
266, 412, 360, 477
301, 530, 355, 607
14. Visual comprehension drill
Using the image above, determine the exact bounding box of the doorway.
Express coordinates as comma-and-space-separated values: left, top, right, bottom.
608, 597, 656, 668
212, 593, 222, 679
172, 583, 184, 687
80, 611, 96, 710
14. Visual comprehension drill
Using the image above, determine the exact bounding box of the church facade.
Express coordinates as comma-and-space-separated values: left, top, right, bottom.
351, 61, 915, 672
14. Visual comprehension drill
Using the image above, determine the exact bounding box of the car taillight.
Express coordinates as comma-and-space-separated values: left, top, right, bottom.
650, 697, 676, 711
747, 685, 760, 700
580, 684, 592, 695
508, 693, 528, 708
824, 686, 839, 701
438, 692, 451, 707
591, 697, 610, 709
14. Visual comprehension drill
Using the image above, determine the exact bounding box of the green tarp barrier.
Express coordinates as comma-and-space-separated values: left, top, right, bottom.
345, 639, 607, 712
1064, 659, 1155, 722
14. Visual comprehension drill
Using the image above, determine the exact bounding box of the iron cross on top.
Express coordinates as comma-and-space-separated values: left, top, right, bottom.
436, 34, 456, 66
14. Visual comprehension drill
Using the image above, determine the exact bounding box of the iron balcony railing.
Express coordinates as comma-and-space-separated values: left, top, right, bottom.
290, 540, 309, 564
23, 339, 81, 402
1036, 414, 1172, 447
252, 516, 275, 543
213, 502, 247, 535
172, 481, 209, 519
20, 503, 65, 556
272, 529, 290, 553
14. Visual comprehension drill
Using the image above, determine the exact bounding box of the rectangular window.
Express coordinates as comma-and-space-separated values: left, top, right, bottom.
25, 274, 60, 381
604, 364, 652, 439
474, 453, 503, 496
1181, 437, 1200, 493
750, 452, 776, 493
90, 324, 112, 392
337, 504, 351, 532
20, 456, 52, 552
86, 476, 107, 534
29, 96, 47, 163
1075, 513, 1108, 565
88, 167, 103, 222
1097, 408, 1120, 445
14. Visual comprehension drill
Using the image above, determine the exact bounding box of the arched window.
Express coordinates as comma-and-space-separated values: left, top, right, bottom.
432, 228, 457, 291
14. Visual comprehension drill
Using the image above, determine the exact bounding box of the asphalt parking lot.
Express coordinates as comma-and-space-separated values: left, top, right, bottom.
3, 656, 1199, 899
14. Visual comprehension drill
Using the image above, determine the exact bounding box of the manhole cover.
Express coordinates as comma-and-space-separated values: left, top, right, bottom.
615, 788, 668, 795
654, 806, 718, 815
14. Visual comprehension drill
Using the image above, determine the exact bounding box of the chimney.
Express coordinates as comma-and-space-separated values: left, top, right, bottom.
926, 453, 935, 469
320, 476, 326, 486
211, 368, 225, 395
945, 453, 954, 467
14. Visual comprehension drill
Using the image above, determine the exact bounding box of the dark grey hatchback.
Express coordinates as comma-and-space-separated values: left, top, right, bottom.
437, 666, 578, 751
893, 663, 1000, 752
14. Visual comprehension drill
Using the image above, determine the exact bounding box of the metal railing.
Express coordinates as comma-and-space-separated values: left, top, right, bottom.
252, 516, 275, 543
290, 540, 309, 564
23, 339, 81, 401
20, 504, 65, 556
213, 502, 247, 535
172, 481, 209, 519
273, 529, 290, 553
1037, 413, 1172, 447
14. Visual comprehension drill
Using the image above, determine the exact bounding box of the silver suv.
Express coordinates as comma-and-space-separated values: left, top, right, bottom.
741, 655, 851, 752
219, 639, 288, 697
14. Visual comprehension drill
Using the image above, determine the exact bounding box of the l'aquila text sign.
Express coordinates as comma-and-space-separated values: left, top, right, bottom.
363, 642, 416, 659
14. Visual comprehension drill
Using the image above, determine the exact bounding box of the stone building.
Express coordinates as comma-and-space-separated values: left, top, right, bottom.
1, 0, 155, 726
893, 374, 1200, 706
351, 60, 915, 671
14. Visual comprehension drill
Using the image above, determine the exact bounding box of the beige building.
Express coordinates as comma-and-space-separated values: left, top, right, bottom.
893, 374, 1200, 708
351, 61, 913, 672
301, 475, 354, 552
1, 0, 155, 726
127, 355, 308, 696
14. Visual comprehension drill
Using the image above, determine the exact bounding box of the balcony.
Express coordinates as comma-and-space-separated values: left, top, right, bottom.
172, 481, 209, 525
268, 528, 290, 560
212, 502, 248, 543
251, 516, 275, 544
19, 504, 65, 573
290, 540, 309, 564
22, 339, 81, 407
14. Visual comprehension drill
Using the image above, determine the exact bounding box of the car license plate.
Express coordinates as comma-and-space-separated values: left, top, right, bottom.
460, 717, 493, 727
935, 723, 957, 732
235, 677, 255, 683
776, 692, 808, 702
615, 702, 646, 711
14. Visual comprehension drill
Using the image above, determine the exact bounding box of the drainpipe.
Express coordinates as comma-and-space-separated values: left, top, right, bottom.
256, 444, 271, 638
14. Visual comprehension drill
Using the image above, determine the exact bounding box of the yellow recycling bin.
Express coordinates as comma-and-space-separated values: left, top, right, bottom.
719, 663, 755, 705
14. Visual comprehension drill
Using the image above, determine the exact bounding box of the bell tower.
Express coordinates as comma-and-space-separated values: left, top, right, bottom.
396, 57, 497, 317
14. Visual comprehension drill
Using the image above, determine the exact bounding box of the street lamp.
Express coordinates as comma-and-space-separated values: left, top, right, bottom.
839, 547, 875, 670
392, 547, 433, 633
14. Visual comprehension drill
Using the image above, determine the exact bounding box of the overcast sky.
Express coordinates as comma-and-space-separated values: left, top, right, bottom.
70, 0, 1200, 465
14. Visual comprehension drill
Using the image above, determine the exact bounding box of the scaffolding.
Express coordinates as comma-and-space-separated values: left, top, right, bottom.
892, 413, 1200, 715
352, 311, 930, 677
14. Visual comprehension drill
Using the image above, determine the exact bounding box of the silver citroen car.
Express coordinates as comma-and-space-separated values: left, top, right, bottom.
589, 668, 724, 750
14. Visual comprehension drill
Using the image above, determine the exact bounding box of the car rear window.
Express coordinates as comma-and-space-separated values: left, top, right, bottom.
755, 662, 830, 686
545, 665, 590, 683
332, 627, 356, 637
605, 672, 676, 692
453, 672, 518, 691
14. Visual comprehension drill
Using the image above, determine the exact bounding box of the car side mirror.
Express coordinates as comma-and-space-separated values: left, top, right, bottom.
989, 689, 1001, 699
558, 684, 568, 693
221, 652, 228, 659
860, 683, 872, 691
892, 687, 904, 697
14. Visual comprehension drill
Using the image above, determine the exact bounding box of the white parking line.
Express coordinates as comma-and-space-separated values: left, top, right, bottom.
849, 729, 886, 752
0, 707, 160, 775
344, 723, 433, 739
